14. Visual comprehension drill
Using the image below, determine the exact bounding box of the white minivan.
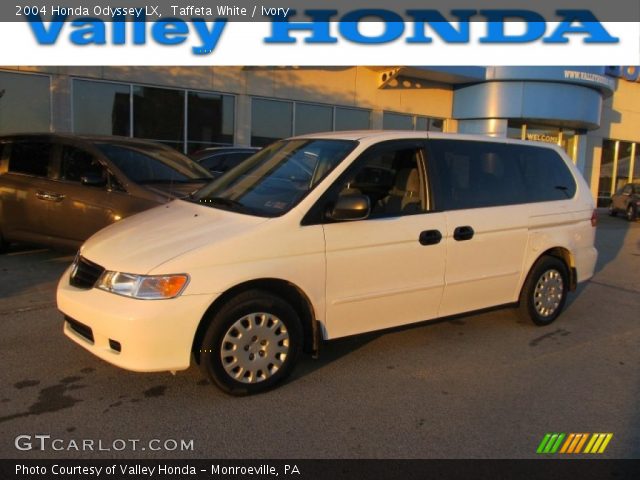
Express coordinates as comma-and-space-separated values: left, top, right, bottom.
57, 132, 598, 395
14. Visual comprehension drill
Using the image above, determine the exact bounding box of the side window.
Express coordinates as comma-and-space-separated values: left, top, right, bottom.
108, 173, 127, 192
221, 152, 253, 172
60, 146, 104, 183
200, 154, 226, 172
8, 141, 52, 177
428, 140, 576, 210
622, 185, 633, 195
517, 147, 577, 202
333, 143, 427, 218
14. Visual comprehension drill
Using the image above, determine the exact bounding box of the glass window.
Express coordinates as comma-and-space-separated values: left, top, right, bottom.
429, 118, 444, 132
133, 86, 185, 147
333, 142, 427, 218
633, 146, 640, 183
597, 140, 616, 207
295, 103, 333, 135
416, 116, 444, 132
383, 112, 414, 130
507, 122, 525, 140
60, 146, 104, 183
0, 71, 50, 134
73, 80, 130, 136
96, 143, 211, 184
8, 141, 52, 177
616, 141, 633, 190
251, 98, 293, 147
194, 139, 356, 217
335, 107, 370, 131
428, 140, 576, 210
187, 91, 234, 152
200, 152, 255, 175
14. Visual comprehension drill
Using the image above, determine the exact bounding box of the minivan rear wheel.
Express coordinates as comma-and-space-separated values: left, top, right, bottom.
518, 256, 569, 326
199, 290, 302, 395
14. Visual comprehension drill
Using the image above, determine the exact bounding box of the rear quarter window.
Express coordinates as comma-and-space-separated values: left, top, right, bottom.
427, 140, 577, 210
7, 141, 52, 177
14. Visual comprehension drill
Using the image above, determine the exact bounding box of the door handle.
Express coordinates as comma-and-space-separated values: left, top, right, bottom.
419, 229, 442, 246
453, 226, 474, 241
36, 191, 65, 202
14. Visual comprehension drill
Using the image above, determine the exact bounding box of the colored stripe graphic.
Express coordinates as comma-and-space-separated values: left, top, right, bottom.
574, 433, 589, 453
537, 434, 552, 454
537, 433, 565, 454
584, 433, 614, 454
538, 433, 613, 454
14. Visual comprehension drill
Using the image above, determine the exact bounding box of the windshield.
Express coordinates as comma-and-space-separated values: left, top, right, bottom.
97, 143, 212, 183
192, 139, 357, 217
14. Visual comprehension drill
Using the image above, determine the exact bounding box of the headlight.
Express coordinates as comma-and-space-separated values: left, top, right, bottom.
96, 272, 189, 300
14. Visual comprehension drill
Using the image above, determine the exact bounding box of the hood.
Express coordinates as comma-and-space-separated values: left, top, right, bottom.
80, 200, 268, 274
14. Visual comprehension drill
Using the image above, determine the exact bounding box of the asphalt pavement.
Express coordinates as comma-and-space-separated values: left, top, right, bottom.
1, 212, 638, 459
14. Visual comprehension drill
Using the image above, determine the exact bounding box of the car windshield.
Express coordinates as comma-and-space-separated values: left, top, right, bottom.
96, 143, 212, 183
192, 139, 357, 217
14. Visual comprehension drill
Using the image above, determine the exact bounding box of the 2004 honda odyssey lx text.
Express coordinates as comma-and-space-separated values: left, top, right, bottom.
57, 131, 598, 395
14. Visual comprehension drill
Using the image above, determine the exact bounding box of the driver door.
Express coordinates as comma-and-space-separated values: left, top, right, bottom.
320, 140, 446, 339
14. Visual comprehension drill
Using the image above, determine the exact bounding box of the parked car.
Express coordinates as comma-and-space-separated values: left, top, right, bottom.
190, 146, 260, 177
608, 182, 640, 221
0, 134, 213, 251
57, 131, 597, 395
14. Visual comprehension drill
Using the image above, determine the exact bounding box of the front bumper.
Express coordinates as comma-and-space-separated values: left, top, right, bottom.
57, 266, 218, 372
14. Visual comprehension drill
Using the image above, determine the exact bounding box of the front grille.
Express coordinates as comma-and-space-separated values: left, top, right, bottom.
69, 255, 105, 289
66, 316, 94, 343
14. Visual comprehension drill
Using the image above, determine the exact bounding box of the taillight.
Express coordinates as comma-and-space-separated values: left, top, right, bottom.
591, 209, 598, 227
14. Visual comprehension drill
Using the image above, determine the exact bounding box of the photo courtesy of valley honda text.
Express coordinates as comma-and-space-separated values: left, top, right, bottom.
0, 1, 639, 479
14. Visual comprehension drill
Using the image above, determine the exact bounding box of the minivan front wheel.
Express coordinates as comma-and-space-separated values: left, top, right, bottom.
199, 290, 302, 395
518, 256, 569, 326
627, 205, 637, 222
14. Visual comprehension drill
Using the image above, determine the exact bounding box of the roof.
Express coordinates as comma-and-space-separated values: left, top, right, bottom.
289, 130, 562, 149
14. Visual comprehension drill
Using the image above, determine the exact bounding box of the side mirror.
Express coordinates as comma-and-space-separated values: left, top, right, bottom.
81, 173, 107, 187
328, 194, 370, 221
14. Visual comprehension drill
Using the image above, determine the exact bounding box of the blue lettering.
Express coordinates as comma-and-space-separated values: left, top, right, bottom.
339, 10, 404, 44
406, 10, 475, 43
112, 14, 126, 44
544, 11, 619, 43
69, 18, 105, 45
26, 13, 67, 44
133, 16, 146, 45
480, 10, 546, 43
191, 19, 227, 54
152, 19, 189, 45
264, 10, 338, 44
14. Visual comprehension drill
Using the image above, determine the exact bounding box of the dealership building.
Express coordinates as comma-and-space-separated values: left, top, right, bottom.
0, 65, 638, 205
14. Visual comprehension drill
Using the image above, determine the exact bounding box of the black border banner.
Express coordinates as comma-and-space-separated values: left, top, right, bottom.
2, 459, 640, 480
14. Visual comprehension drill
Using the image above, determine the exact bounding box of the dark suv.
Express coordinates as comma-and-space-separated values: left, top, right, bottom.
0, 134, 212, 251
609, 182, 640, 221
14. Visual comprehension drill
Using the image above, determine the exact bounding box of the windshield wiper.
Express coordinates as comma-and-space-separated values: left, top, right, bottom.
199, 196, 249, 213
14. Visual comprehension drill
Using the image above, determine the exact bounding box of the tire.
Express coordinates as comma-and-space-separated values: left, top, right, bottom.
199, 290, 302, 396
608, 204, 616, 217
626, 205, 637, 222
518, 256, 569, 326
